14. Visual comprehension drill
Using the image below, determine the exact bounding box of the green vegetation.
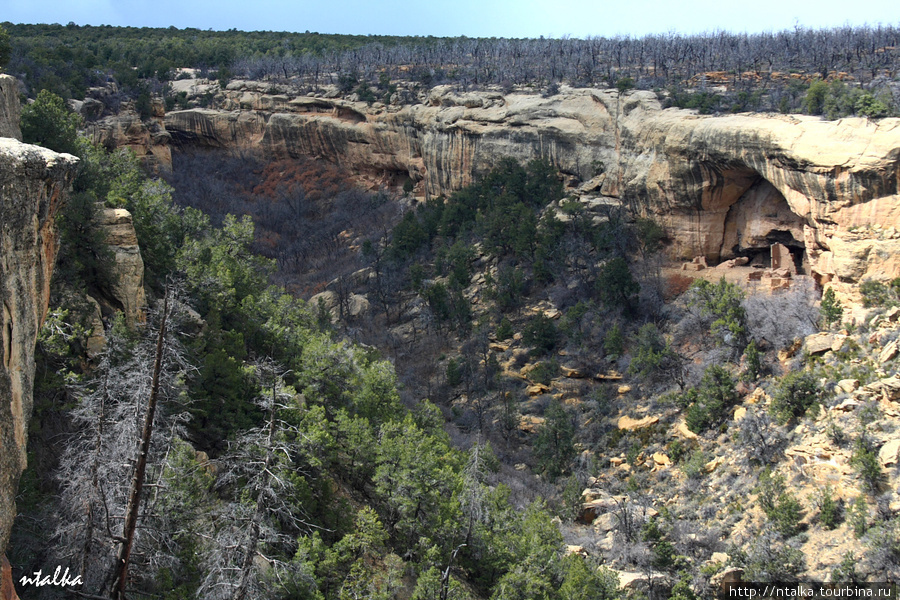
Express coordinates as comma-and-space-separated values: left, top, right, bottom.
848, 496, 869, 538
859, 278, 900, 307
757, 471, 804, 538
0, 25, 10, 70
17, 92, 643, 598
20, 89, 81, 155
628, 322, 685, 387
533, 399, 576, 480
815, 485, 841, 530
688, 277, 747, 351
770, 370, 822, 424
683, 365, 738, 434
820, 287, 843, 328
850, 435, 884, 494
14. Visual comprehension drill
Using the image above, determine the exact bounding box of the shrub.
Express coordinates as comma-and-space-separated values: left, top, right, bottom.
734, 531, 805, 581
863, 522, 900, 578
860, 279, 900, 307
685, 365, 738, 434
529, 360, 560, 385
681, 450, 708, 480
523, 314, 559, 356
770, 370, 822, 424
738, 408, 785, 465
603, 322, 624, 358
820, 287, 843, 329
743, 340, 762, 382
496, 317, 513, 341
850, 435, 883, 494
816, 485, 842, 530
758, 470, 804, 538
21, 89, 82, 155
0, 25, 10, 70
446, 358, 463, 387
616, 77, 635, 94
534, 399, 576, 480
628, 322, 685, 387
597, 257, 640, 314
848, 496, 869, 538
491, 265, 526, 312
687, 277, 747, 351
831, 551, 863, 583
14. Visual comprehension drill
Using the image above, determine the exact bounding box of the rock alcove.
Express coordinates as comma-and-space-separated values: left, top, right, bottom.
698, 165, 809, 273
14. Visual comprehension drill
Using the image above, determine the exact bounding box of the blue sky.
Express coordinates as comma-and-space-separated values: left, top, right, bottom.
3, 0, 898, 38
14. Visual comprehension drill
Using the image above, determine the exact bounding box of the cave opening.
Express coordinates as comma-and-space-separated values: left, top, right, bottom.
717, 174, 808, 273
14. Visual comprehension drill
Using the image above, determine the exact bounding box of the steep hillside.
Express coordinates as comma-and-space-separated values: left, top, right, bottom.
7, 75, 900, 598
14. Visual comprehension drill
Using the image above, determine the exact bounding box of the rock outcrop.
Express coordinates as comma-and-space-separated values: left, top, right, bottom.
0, 77, 21, 141
0, 139, 77, 556
157, 83, 900, 285
97, 208, 147, 327
86, 111, 172, 173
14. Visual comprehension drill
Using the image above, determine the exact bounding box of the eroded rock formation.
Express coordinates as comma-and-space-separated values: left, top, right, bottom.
97, 81, 900, 285
96, 207, 147, 327
0, 140, 77, 556
0, 78, 78, 593
0, 76, 20, 142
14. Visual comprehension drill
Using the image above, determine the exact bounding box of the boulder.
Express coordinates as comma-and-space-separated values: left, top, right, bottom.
561, 366, 584, 378
652, 452, 672, 467
879, 439, 900, 467
526, 383, 550, 396
711, 567, 744, 590
617, 415, 659, 430
837, 379, 860, 394
613, 570, 668, 591
865, 376, 900, 401
802, 332, 836, 355
879, 340, 899, 363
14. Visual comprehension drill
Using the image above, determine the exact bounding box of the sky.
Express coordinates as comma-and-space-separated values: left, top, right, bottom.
3, 0, 899, 38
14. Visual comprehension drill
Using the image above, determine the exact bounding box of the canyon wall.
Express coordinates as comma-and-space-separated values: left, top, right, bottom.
149, 83, 900, 283
0, 75, 77, 560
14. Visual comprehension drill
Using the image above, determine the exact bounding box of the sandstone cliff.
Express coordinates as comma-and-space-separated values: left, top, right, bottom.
0, 140, 77, 554
157, 84, 900, 285
0, 77, 21, 142
0, 75, 78, 568
96, 207, 147, 328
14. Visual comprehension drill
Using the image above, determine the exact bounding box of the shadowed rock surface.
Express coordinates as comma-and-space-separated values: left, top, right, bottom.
0, 78, 78, 559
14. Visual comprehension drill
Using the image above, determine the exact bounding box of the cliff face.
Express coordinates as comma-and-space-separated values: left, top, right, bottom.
0, 76, 21, 142
159, 84, 900, 284
0, 79, 78, 558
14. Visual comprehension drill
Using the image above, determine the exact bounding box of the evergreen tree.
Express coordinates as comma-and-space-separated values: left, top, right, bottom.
533, 399, 576, 480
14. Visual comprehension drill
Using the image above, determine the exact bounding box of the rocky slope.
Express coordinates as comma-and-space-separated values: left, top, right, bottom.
118, 82, 900, 289
0, 75, 78, 585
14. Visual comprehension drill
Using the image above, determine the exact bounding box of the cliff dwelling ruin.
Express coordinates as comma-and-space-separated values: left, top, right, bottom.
693, 165, 809, 273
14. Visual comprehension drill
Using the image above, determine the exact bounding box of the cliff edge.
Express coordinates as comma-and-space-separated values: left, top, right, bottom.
0, 75, 77, 560
158, 83, 900, 285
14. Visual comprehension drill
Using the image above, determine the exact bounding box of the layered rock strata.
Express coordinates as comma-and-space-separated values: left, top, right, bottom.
102, 82, 900, 284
